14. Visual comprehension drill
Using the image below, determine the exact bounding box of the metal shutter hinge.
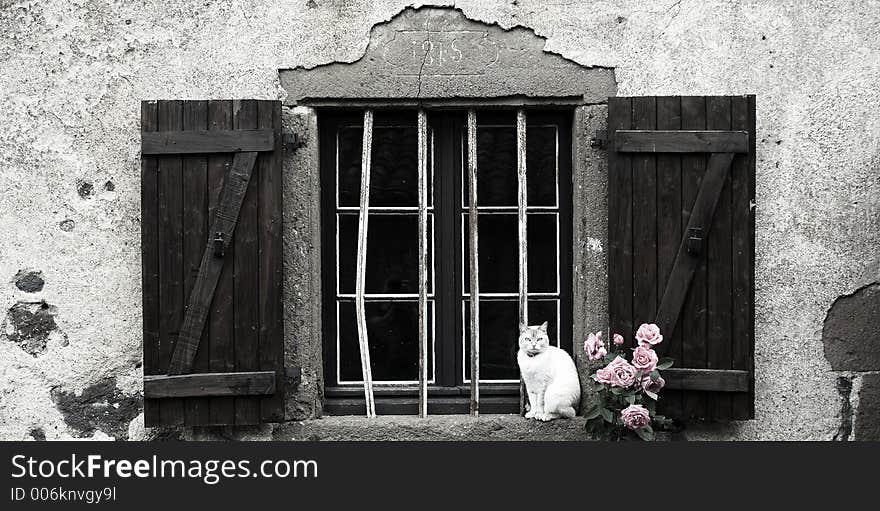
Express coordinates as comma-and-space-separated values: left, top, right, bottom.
282, 132, 304, 152
590, 130, 607, 149
590, 130, 608, 149
284, 366, 302, 386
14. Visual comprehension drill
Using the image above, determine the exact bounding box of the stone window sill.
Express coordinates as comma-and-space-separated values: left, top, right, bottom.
271, 414, 588, 441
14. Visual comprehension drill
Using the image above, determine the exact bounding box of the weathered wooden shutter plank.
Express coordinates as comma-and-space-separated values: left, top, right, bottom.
679, 96, 709, 420
141, 100, 161, 427
730, 95, 756, 420
607, 98, 634, 342
614, 130, 749, 153
157, 100, 186, 426
662, 368, 749, 392
632, 97, 658, 343
145, 372, 276, 398
232, 100, 261, 425
141, 129, 274, 154
706, 96, 734, 421
182, 99, 211, 425
655, 96, 684, 418
207, 100, 236, 425
258, 101, 284, 423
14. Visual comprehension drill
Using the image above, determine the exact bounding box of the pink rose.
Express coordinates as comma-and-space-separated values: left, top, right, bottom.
641, 374, 665, 394
635, 323, 663, 348
584, 331, 607, 361
594, 356, 637, 388
612, 333, 624, 346
631, 345, 658, 373
594, 366, 614, 384
620, 404, 651, 430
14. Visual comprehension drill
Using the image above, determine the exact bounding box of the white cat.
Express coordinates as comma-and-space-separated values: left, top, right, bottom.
517, 322, 581, 421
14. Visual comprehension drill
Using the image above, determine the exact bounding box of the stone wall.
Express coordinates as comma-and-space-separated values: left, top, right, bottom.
1, 0, 878, 441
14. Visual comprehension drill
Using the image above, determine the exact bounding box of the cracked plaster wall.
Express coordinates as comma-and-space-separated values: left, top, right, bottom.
1, 0, 878, 440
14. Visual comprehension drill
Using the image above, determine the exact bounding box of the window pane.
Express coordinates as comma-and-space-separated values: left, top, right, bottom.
527, 126, 557, 207
463, 126, 517, 207
338, 126, 431, 207
463, 299, 559, 380
339, 214, 433, 295
463, 213, 518, 294
527, 213, 558, 293
338, 301, 434, 382
526, 299, 559, 346
463, 300, 519, 380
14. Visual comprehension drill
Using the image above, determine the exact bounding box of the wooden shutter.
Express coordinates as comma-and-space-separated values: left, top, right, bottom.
607, 96, 755, 421
141, 100, 284, 427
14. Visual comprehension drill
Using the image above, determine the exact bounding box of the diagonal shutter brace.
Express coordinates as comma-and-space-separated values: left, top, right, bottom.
167, 151, 258, 376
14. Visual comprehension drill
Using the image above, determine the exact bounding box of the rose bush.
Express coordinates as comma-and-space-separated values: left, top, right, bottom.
583, 323, 674, 441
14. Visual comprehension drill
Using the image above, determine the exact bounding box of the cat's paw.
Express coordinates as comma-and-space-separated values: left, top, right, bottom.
525, 410, 537, 419
536, 413, 558, 422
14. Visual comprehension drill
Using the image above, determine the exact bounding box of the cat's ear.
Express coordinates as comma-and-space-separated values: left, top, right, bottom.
519, 322, 528, 334
539, 321, 548, 332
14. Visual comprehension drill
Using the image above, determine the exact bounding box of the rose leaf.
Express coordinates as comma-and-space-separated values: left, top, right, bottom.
635, 426, 655, 441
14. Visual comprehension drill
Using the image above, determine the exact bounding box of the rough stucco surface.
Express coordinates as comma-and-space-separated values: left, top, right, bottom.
1, 0, 878, 440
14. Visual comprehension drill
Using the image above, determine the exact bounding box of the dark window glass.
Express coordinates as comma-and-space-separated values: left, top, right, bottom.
526, 213, 558, 293
472, 126, 517, 207
463, 214, 518, 294
338, 214, 433, 295
338, 126, 432, 208
338, 301, 434, 381
527, 126, 557, 207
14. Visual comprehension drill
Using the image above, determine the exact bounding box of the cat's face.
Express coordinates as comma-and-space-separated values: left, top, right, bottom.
518, 321, 550, 357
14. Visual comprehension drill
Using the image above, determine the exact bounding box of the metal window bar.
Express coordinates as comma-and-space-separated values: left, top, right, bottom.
517, 109, 529, 325
467, 109, 480, 416
355, 110, 376, 418
417, 109, 429, 417
516, 109, 529, 415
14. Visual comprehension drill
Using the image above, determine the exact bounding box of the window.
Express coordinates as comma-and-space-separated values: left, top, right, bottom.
320, 109, 572, 414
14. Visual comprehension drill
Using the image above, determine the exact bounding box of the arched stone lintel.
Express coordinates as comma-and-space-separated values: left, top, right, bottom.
280, 7, 616, 105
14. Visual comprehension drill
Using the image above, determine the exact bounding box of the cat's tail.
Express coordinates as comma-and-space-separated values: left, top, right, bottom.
560, 406, 576, 419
